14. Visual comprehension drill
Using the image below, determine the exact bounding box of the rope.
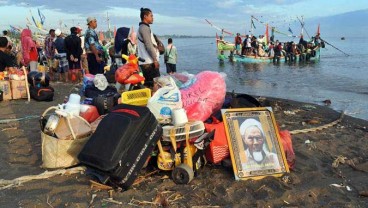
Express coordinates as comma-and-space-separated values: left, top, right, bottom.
0, 166, 86, 190
289, 111, 344, 135
0, 115, 40, 124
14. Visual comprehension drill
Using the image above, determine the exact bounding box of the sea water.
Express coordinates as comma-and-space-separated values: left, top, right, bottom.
158, 37, 368, 121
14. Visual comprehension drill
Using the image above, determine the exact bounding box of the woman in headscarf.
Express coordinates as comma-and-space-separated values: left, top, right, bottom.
21, 29, 38, 71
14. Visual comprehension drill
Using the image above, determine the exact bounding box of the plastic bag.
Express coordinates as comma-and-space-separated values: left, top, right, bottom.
82, 74, 95, 94
180, 71, 226, 121
93, 74, 108, 91
147, 76, 182, 124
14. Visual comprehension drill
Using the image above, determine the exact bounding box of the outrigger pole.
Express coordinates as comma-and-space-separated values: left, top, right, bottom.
319, 37, 350, 56
297, 16, 350, 56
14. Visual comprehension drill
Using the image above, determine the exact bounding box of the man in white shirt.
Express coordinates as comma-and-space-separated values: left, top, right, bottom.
137, 7, 160, 89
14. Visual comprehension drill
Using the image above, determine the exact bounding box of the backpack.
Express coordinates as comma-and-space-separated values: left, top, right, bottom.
153, 34, 165, 55
104, 63, 118, 83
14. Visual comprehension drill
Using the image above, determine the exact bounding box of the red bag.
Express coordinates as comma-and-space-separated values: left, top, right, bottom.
204, 117, 229, 164
279, 130, 295, 170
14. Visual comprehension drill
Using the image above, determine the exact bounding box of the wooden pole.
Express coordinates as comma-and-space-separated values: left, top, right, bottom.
22, 66, 30, 102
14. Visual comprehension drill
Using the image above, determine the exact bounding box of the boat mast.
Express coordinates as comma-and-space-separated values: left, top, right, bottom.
301, 15, 304, 36
106, 11, 112, 40
250, 16, 253, 35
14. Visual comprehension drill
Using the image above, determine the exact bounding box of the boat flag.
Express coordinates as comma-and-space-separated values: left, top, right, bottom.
38, 8, 46, 25
288, 27, 293, 34
113, 26, 117, 38
316, 24, 320, 35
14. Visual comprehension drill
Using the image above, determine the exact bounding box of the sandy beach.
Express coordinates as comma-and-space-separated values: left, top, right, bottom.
0, 82, 368, 207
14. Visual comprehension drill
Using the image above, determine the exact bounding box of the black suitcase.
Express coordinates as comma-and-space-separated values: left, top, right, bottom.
78, 104, 162, 189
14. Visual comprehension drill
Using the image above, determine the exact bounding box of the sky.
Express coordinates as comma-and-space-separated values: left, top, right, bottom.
0, 0, 367, 36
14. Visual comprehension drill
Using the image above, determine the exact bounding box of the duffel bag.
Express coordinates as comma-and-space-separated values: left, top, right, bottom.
28, 71, 50, 87
30, 85, 54, 102
84, 85, 117, 99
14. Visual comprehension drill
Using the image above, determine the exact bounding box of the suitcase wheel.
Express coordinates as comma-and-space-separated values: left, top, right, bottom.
171, 164, 194, 184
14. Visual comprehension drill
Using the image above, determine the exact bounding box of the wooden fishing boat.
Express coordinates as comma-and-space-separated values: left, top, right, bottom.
231, 47, 320, 63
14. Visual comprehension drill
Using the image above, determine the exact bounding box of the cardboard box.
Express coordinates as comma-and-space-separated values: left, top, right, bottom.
55, 117, 91, 140
10, 80, 27, 99
0, 80, 12, 100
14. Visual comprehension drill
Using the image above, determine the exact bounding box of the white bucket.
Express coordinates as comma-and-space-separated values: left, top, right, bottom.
171, 108, 188, 126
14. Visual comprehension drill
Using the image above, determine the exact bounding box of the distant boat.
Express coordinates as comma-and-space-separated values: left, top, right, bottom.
341, 37, 345, 40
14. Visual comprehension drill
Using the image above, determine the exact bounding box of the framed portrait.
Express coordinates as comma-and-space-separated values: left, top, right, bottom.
221, 107, 289, 180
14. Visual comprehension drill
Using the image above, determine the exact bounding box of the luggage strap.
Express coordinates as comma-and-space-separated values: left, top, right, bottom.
38, 88, 52, 96
112, 109, 140, 117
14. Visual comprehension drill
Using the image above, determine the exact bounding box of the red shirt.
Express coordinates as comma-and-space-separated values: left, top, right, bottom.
235, 36, 242, 45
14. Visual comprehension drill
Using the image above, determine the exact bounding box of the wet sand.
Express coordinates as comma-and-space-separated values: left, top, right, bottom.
0, 82, 368, 207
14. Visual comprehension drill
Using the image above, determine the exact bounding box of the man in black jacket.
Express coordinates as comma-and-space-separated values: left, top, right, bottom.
65, 27, 83, 83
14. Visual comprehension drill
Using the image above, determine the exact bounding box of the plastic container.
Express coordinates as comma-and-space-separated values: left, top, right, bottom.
79, 105, 100, 123
171, 108, 188, 126
121, 88, 151, 106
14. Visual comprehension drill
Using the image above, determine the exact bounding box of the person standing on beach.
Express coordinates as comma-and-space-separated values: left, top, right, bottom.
137, 7, 160, 89
0, 37, 16, 72
164, 38, 177, 75
64, 27, 82, 83
77, 26, 89, 74
44, 29, 56, 80
85, 17, 104, 75
20, 29, 38, 71
54, 29, 69, 82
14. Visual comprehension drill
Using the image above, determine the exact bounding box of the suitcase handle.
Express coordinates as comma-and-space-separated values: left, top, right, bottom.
112, 109, 140, 117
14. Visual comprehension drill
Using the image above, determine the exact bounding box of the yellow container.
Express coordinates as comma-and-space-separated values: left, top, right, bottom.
121, 88, 151, 106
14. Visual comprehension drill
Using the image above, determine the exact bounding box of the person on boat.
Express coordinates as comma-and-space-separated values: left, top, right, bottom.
164, 38, 177, 75
245, 35, 252, 55
288, 42, 298, 63
250, 36, 258, 57
297, 43, 306, 61
234, 33, 242, 55
273, 42, 282, 63
257, 44, 266, 57
268, 42, 275, 57
85, 17, 105, 75
137, 7, 160, 89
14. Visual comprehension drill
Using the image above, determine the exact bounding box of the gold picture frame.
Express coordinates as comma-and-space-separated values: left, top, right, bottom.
221, 107, 289, 180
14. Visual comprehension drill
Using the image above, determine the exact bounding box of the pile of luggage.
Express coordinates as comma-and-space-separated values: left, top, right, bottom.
39, 70, 298, 190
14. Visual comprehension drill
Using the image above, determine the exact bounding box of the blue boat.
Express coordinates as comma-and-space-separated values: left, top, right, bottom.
231, 47, 320, 63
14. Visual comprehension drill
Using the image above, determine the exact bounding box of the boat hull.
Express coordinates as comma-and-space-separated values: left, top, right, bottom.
232, 49, 320, 63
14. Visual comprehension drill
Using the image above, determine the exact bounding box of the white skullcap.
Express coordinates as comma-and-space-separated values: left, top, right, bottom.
55, 29, 61, 36
239, 118, 263, 136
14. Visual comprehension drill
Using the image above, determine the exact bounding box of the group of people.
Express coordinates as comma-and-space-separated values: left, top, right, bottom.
232, 32, 323, 63
0, 7, 178, 90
